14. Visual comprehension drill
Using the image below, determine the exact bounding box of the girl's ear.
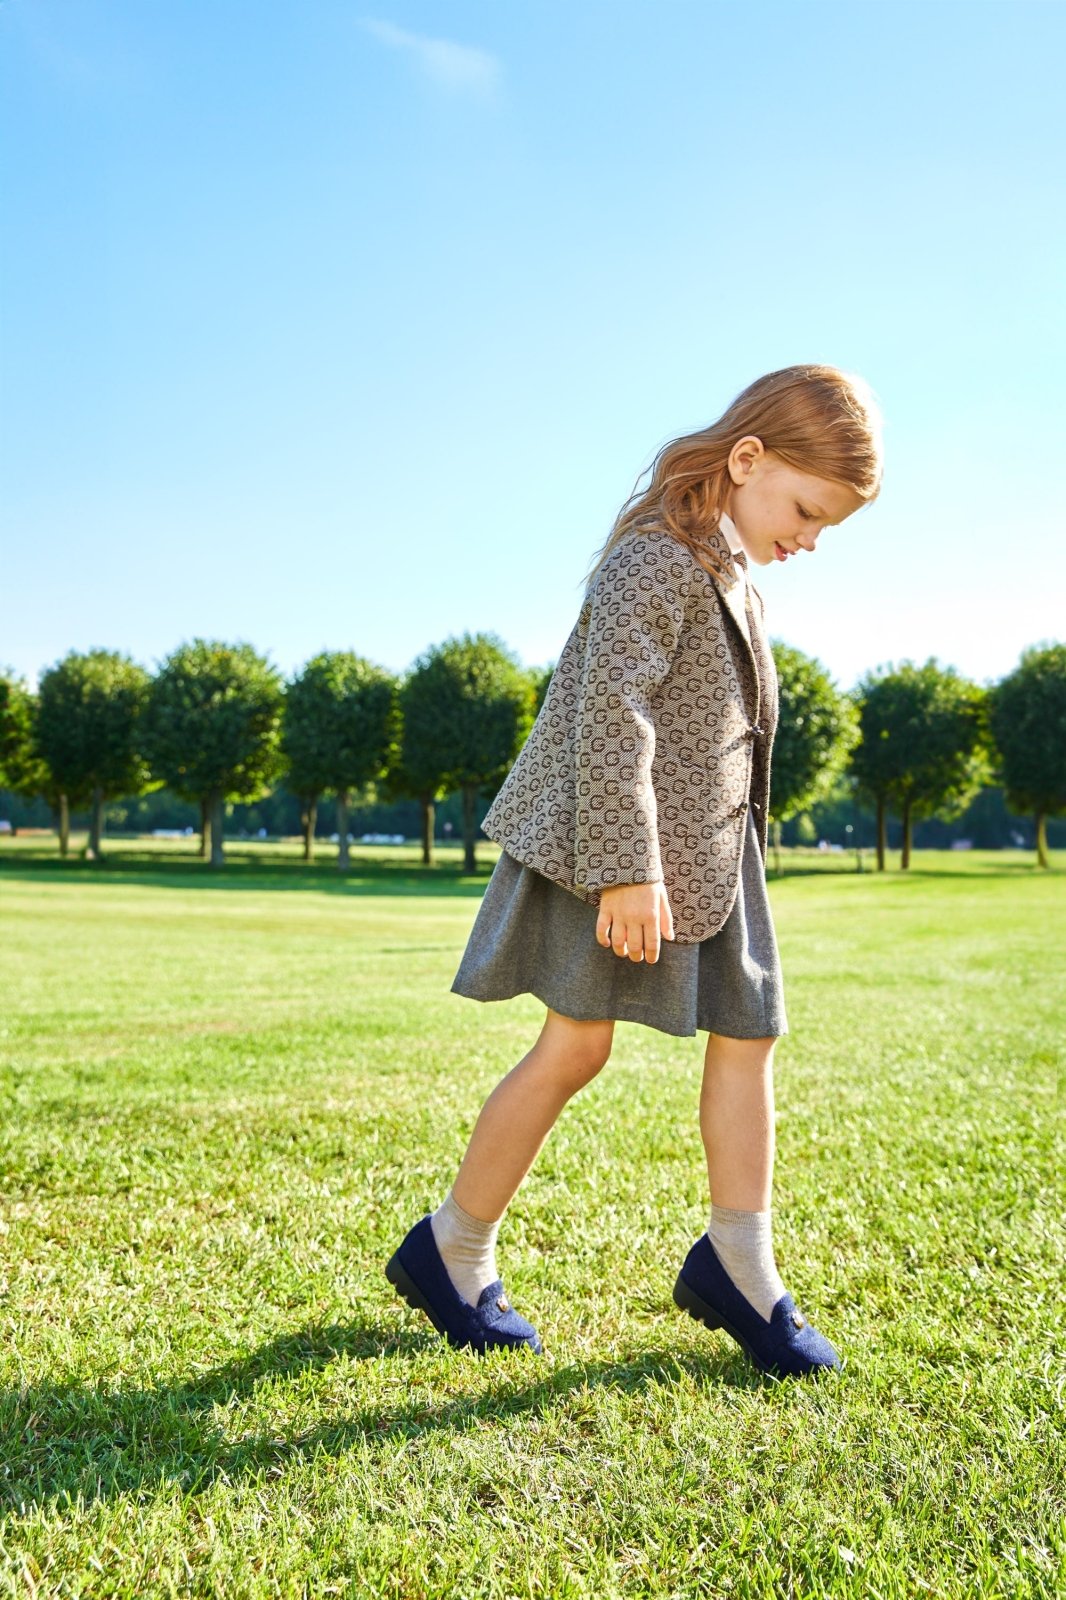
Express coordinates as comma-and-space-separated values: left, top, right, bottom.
727, 435, 766, 486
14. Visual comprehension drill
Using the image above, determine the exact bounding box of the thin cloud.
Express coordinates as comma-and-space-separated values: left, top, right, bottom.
360, 17, 502, 97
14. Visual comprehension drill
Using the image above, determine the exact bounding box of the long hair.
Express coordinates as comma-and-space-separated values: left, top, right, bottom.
581, 364, 884, 591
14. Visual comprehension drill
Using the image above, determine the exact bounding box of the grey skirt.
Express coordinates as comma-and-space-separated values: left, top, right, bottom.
450, 809, 788, 1040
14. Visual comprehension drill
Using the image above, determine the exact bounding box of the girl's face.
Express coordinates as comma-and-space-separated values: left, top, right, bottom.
724, 436, 864, 567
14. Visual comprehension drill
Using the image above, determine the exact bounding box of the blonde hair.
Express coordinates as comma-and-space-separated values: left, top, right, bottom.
582, 364, 884, 590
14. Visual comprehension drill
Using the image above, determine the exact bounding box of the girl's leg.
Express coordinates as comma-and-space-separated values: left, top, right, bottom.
431, 1008, 614, 1301
452, 1007, 614, 1218
698, 1031, 787, 1319
700, 1032, 777, 1210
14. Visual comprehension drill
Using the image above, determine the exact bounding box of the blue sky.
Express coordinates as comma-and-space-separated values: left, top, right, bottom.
2, 0, 1063, 696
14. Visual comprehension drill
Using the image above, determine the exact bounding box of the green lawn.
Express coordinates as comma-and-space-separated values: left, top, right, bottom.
1, 841, 1063, 1598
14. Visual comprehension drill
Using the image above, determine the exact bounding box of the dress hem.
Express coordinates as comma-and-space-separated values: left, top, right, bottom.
450, 977, 788, 1042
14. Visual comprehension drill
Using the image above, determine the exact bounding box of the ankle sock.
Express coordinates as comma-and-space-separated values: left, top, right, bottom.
706, 1205, 787, 1322
429, 1190, 501, 1306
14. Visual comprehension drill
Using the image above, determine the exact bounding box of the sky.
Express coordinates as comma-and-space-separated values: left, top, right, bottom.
1, 0, 1063, 696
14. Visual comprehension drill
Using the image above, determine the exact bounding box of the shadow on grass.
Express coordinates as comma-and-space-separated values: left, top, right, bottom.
1, 846, 1052, 898
0, 1318, 768, 1516
0, 850, 498, 899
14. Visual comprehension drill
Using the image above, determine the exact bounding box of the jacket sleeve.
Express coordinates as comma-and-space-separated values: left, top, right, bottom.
573, 532, 693, 893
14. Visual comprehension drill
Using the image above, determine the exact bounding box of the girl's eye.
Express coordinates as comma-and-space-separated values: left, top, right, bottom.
796, 505, 813, 520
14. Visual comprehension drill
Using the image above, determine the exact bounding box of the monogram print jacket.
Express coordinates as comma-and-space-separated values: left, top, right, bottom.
479, 520, 778, 943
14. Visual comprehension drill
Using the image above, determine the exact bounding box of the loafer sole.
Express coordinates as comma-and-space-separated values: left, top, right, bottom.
385, 1249, 450, 1339
675, 1270, 789, 1375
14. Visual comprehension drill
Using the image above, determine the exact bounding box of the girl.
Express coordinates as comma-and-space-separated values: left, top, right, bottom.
386, 365, 883, 1379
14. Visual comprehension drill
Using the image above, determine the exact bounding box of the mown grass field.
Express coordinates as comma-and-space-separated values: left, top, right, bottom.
0, 838, 1062, 1598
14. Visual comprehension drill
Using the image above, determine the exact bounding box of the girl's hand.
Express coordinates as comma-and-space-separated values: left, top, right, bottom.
596, 881, 675, 963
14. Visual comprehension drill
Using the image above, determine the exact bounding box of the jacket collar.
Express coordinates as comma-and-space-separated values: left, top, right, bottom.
700, 519, 750, 638
699, 521, 772, 707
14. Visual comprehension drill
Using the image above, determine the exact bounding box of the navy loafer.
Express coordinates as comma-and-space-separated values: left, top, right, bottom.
674, 1234, 841, 1379
385, 1215, 543, 1355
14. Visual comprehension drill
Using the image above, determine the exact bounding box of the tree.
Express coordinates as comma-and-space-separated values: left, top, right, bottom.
1, 672, 36, 792
282, 653, 399, 868
0, 672, 51, 826
988, 643, 1066, 868
849, 673, 898, 871
35, 650, 153, 860
3, 670, 83, 855
768, 642, 858, 875
851, 660, 988, 870
377, 744, 446, 868
402, 634, 535, 873
142, 640, 285, 867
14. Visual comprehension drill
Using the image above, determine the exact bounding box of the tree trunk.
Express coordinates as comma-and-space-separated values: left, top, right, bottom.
208, 789, 225, 867
421, 797, 434, 866
200, 797, 209, 859
771, 817, 782, 878
302, 796, 318, 863
901, 796, 912, 870
336, 790, 350, 871
88, 784, 104, 859
462, 783, 478, 874
58, 794, 70, 858
1036, 810, 1049, 869
876, 795, 886, 872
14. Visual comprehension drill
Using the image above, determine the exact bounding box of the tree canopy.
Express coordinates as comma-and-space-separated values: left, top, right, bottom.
401, 633, 535, 871
36, 650, 153, 857
988, 643, 1066, 867
767, 642, 858, 873
283, 651, 399, 867
0, 671, 47, 800
851, 660, 988, 868
142, 639, 285, 866
769, 642, 858, 823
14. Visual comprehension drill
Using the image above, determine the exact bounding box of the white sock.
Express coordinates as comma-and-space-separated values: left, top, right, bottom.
429, 1190, 501, 1305
706, 1205, 787, 1322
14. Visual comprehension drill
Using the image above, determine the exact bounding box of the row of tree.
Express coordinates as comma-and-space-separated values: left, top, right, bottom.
0, 638, 539, 872
1, 637, 1063, 872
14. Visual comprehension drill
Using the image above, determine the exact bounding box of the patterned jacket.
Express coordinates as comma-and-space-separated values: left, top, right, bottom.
480, 521, 778, 943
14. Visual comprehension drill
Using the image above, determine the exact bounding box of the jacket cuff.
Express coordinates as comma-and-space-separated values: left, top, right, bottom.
575, 865, 665, 895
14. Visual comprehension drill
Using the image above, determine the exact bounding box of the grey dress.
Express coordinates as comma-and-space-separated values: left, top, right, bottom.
450, 806, 787, 1040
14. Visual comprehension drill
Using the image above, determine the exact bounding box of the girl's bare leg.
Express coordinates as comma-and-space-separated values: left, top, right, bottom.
450, 1008, 614, 1222
699, 1032, 777, 1208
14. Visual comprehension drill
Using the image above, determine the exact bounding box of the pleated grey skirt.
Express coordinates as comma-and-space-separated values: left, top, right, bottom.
451, 809, 788, 1039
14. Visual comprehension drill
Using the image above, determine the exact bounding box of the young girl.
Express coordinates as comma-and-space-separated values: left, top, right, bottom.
386, 365, 883, 1378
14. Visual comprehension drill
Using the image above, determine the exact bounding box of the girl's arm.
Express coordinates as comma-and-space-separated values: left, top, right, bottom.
573, 532, 693, 897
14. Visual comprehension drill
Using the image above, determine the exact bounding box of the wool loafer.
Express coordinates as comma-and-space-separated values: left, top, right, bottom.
674, 1233, 841, 1379
385, 1215, 543, 1355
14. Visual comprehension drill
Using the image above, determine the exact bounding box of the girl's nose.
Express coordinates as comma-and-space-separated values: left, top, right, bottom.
796, 528, 819, 552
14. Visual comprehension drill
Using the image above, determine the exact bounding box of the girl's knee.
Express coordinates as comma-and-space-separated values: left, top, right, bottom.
704, 1031, 777, 1070
540, 1009, 614, 1089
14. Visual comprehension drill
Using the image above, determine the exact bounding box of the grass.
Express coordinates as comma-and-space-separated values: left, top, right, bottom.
0, 839, 1063, 1597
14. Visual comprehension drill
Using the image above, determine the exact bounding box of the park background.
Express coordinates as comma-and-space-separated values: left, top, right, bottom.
2, 0, 1064, 865
1, 3, 1063, 1598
